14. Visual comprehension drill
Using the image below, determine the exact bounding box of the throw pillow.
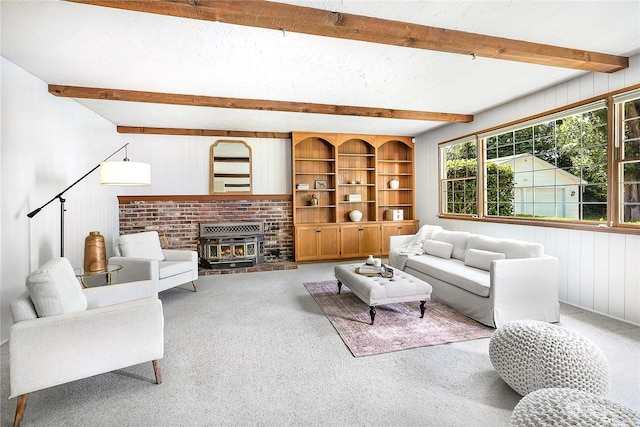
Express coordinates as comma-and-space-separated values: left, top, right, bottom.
26, 258, 87, 318
118, 231, 165, 261
424, 239, 453, 259
464, 248, 506, 271
432, 230, 470, 260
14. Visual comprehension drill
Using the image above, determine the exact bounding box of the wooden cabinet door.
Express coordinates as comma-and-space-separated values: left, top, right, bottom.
360, 223, 381, 256
381, 221, 419, 255
341, 223, 381, 258
296, 224, 341, 261
340, 224, 362, 258
295, 226, 321, 261
318, 225, 341, 259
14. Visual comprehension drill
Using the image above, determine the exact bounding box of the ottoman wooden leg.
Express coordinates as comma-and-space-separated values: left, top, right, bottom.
337, 280, 342, 294
369, 306, 376, 325
420, 300, 427, 318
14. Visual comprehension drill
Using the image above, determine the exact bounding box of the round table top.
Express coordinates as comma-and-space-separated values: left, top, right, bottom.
74, 264, 122, 277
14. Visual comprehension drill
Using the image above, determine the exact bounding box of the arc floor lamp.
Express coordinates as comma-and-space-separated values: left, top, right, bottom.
26, 143, 150, 256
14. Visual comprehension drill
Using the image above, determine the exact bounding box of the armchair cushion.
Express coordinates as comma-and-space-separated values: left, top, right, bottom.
118, 231, 165, 261
158, 261, 193, 279
26, 258, 87, 318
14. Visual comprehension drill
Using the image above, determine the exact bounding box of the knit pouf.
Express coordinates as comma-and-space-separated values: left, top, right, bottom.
489, 320, 609, 396
511, 388, 640, 427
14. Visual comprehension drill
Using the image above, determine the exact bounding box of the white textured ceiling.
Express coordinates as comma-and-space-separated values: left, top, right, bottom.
2, 0, 639, 136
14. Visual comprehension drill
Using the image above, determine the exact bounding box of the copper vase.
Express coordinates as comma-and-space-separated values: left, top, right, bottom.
84, 231, 107, 272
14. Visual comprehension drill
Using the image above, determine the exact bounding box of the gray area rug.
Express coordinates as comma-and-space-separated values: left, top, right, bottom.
305, 280, 494, 357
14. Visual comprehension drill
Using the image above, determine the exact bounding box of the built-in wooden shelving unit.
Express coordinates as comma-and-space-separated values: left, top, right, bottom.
292, 132, 418, 261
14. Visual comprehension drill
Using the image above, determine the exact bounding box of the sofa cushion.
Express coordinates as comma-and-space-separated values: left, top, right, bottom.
465, 248, 505, 271
119, 231, 166, 261
432, 230, 470, 260
158, 261, 192, 279
26, 257, 87, 318
424, 239, 453, 259
405, 255, 490, 297
466, 234, 543, 259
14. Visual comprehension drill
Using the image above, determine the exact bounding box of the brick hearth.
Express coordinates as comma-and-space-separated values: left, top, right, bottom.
118, 195, 296, 273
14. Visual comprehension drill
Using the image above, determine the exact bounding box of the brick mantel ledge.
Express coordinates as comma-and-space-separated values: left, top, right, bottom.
118, 194, 292, 202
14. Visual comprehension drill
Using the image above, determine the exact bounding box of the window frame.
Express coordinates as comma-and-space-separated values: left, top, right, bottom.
614, 89, 640, 228
438, 136, 479, 217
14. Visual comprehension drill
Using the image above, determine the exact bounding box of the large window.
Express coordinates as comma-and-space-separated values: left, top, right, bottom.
438, 86, 640, 230
485, 104, 608, 222
440, 138, 477, 215
617, 91, 640, 225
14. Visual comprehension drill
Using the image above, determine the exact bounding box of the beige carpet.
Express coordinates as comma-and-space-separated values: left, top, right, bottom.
305, 280, 494, 357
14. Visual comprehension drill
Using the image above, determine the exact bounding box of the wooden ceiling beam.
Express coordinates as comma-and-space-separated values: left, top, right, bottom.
67, 0, 628, 73
49, 85, 474, 123
118, 126, 291, 139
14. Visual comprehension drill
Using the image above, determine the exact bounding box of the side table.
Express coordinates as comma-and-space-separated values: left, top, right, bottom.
74, 264, 122, 288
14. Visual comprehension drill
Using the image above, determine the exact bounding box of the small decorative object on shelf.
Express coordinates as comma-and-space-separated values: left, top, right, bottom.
385, 209, 404, 221
349, 210, 363, 222
347, 194, 362, 202
308, 194, 319, 206
297, 183, 310, 190
84, 231, 107, 272
314, 180, 327, 190
389, 179, 400, 189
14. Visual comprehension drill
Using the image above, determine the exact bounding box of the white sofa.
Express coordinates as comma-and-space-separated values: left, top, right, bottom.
389, 225, 560, 328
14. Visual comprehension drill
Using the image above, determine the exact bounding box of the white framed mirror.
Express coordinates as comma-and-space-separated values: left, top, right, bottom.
210, 140, 252, 194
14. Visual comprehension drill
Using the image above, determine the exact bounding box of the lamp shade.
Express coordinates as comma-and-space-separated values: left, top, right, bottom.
100, 161, 151, 185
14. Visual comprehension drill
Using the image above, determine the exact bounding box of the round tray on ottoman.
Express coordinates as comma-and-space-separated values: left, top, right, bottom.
489, 320, 610, 396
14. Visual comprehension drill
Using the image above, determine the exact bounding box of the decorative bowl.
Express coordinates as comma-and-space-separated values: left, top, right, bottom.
349, 210, 363, 222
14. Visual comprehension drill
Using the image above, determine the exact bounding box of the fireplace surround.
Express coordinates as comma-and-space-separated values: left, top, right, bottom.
199, 222, 265, 269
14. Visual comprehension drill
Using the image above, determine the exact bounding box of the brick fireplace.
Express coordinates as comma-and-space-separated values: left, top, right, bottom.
117, 195, 295, 274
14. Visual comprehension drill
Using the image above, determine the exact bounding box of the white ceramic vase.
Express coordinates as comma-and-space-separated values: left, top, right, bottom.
389, 179, 400, 189
349, 210, 363, 222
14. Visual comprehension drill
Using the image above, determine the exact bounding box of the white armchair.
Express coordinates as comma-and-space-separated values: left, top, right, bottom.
9, 257, 164, 427
109, 231, 198, 292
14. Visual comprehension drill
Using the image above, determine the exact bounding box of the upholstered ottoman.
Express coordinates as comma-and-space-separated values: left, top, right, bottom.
334, 263, 432, 325
489, 320, 610, 396
511, 387, 640, 427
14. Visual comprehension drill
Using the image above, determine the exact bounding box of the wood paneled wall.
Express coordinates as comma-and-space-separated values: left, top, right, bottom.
414, 53, 640, 325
